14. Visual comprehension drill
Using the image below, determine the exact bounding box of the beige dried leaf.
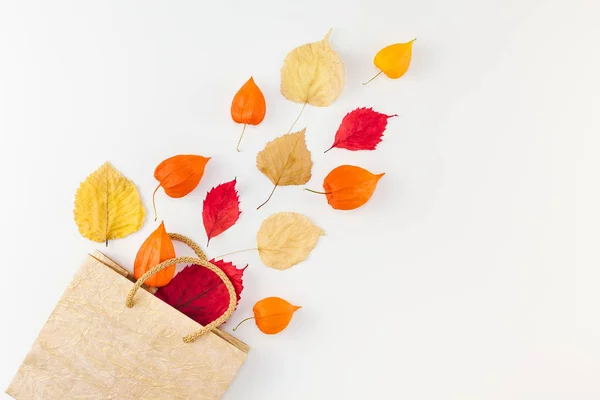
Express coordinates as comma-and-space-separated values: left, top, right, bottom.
280, 29, 345, 107
74, 162, 145, 244
256, 212, 324, 270
256, 129, 312, 209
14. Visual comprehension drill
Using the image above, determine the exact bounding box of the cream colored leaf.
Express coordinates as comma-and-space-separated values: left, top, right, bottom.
74, 162, 145, 244
257, 212, 324, 270
256, 129, 312, 209
281, 29, 345, 107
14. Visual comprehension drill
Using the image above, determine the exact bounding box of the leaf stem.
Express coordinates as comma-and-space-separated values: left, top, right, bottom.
236, 124, 247, 152
304, 188, 331, 195
232, 316, 255, 332
213, 248, 258, 259
288, 102, 307, 133
257, 183, 278, 210
152, 184, 161, 221
324, 146, 334, 154
362, 70, 383, 86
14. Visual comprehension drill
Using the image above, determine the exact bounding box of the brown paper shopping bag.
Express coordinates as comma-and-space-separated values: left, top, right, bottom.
7, 233, 249, 400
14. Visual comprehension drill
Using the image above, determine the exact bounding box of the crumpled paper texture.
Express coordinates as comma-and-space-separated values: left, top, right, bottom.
7, 253, 248, 400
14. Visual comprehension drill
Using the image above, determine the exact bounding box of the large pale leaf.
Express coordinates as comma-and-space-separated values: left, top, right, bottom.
280, 29, 345, 107
256, 212, 323, 270
74, 162, 145, 244
256, 129, 312, 209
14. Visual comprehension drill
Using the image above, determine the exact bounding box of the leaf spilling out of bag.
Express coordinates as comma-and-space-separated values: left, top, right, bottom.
203, 178, 241, 246
134, 221, 176, 287
281, 29, 345, 132
325, 107, 397, 152
74, 162, 145, 245
364, 39, 416, 85
307, 165, 385, 210
256, 129, 312, 209
256, 212, 323, 270
231, 77, 267, 151
155, 258, 246, 326
152, 155, 210, 220
233, 297, 301, 335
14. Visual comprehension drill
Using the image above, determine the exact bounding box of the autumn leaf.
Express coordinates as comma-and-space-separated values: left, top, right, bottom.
155, 258, 246, 326
281, 29, 345, 132
133, 221, 176, 287
325, 107, 397, 152
203, 178, 241, 246
307, 165, 384, 210
233, 297, 301, 335
231, 77, 266, 151
256, 212, 323, 270
74, 162, 145, 245
152, 154, 210, 220
256, 129, 312, 209
364, 39, 416, 85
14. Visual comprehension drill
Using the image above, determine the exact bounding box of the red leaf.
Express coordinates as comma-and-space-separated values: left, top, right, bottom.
325, 107, 397, 152
202, 178, 241, 246
155, 258, 246, 326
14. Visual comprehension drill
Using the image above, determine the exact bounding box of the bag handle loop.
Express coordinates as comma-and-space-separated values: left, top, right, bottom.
125, 233, 236, 343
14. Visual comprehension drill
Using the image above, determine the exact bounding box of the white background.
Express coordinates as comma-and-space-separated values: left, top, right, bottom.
1, 0, 599, 399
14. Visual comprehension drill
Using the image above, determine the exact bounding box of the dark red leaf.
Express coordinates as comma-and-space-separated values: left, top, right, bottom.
155, 258, 246, 326
325, 107, 397, 152
202, 178, 241, 246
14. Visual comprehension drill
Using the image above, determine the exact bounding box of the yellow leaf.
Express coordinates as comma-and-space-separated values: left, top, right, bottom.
256, 128, 312, 209
257, 212, 324, 270
281, 29, 345, 107
74, 162, 145, 244
373, 39, 416, 80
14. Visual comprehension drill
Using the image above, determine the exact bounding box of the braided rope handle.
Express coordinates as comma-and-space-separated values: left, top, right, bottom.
125, 233, 237, 343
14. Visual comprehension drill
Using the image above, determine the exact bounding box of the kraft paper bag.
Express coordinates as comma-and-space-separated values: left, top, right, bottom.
7, 236, 249, 400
